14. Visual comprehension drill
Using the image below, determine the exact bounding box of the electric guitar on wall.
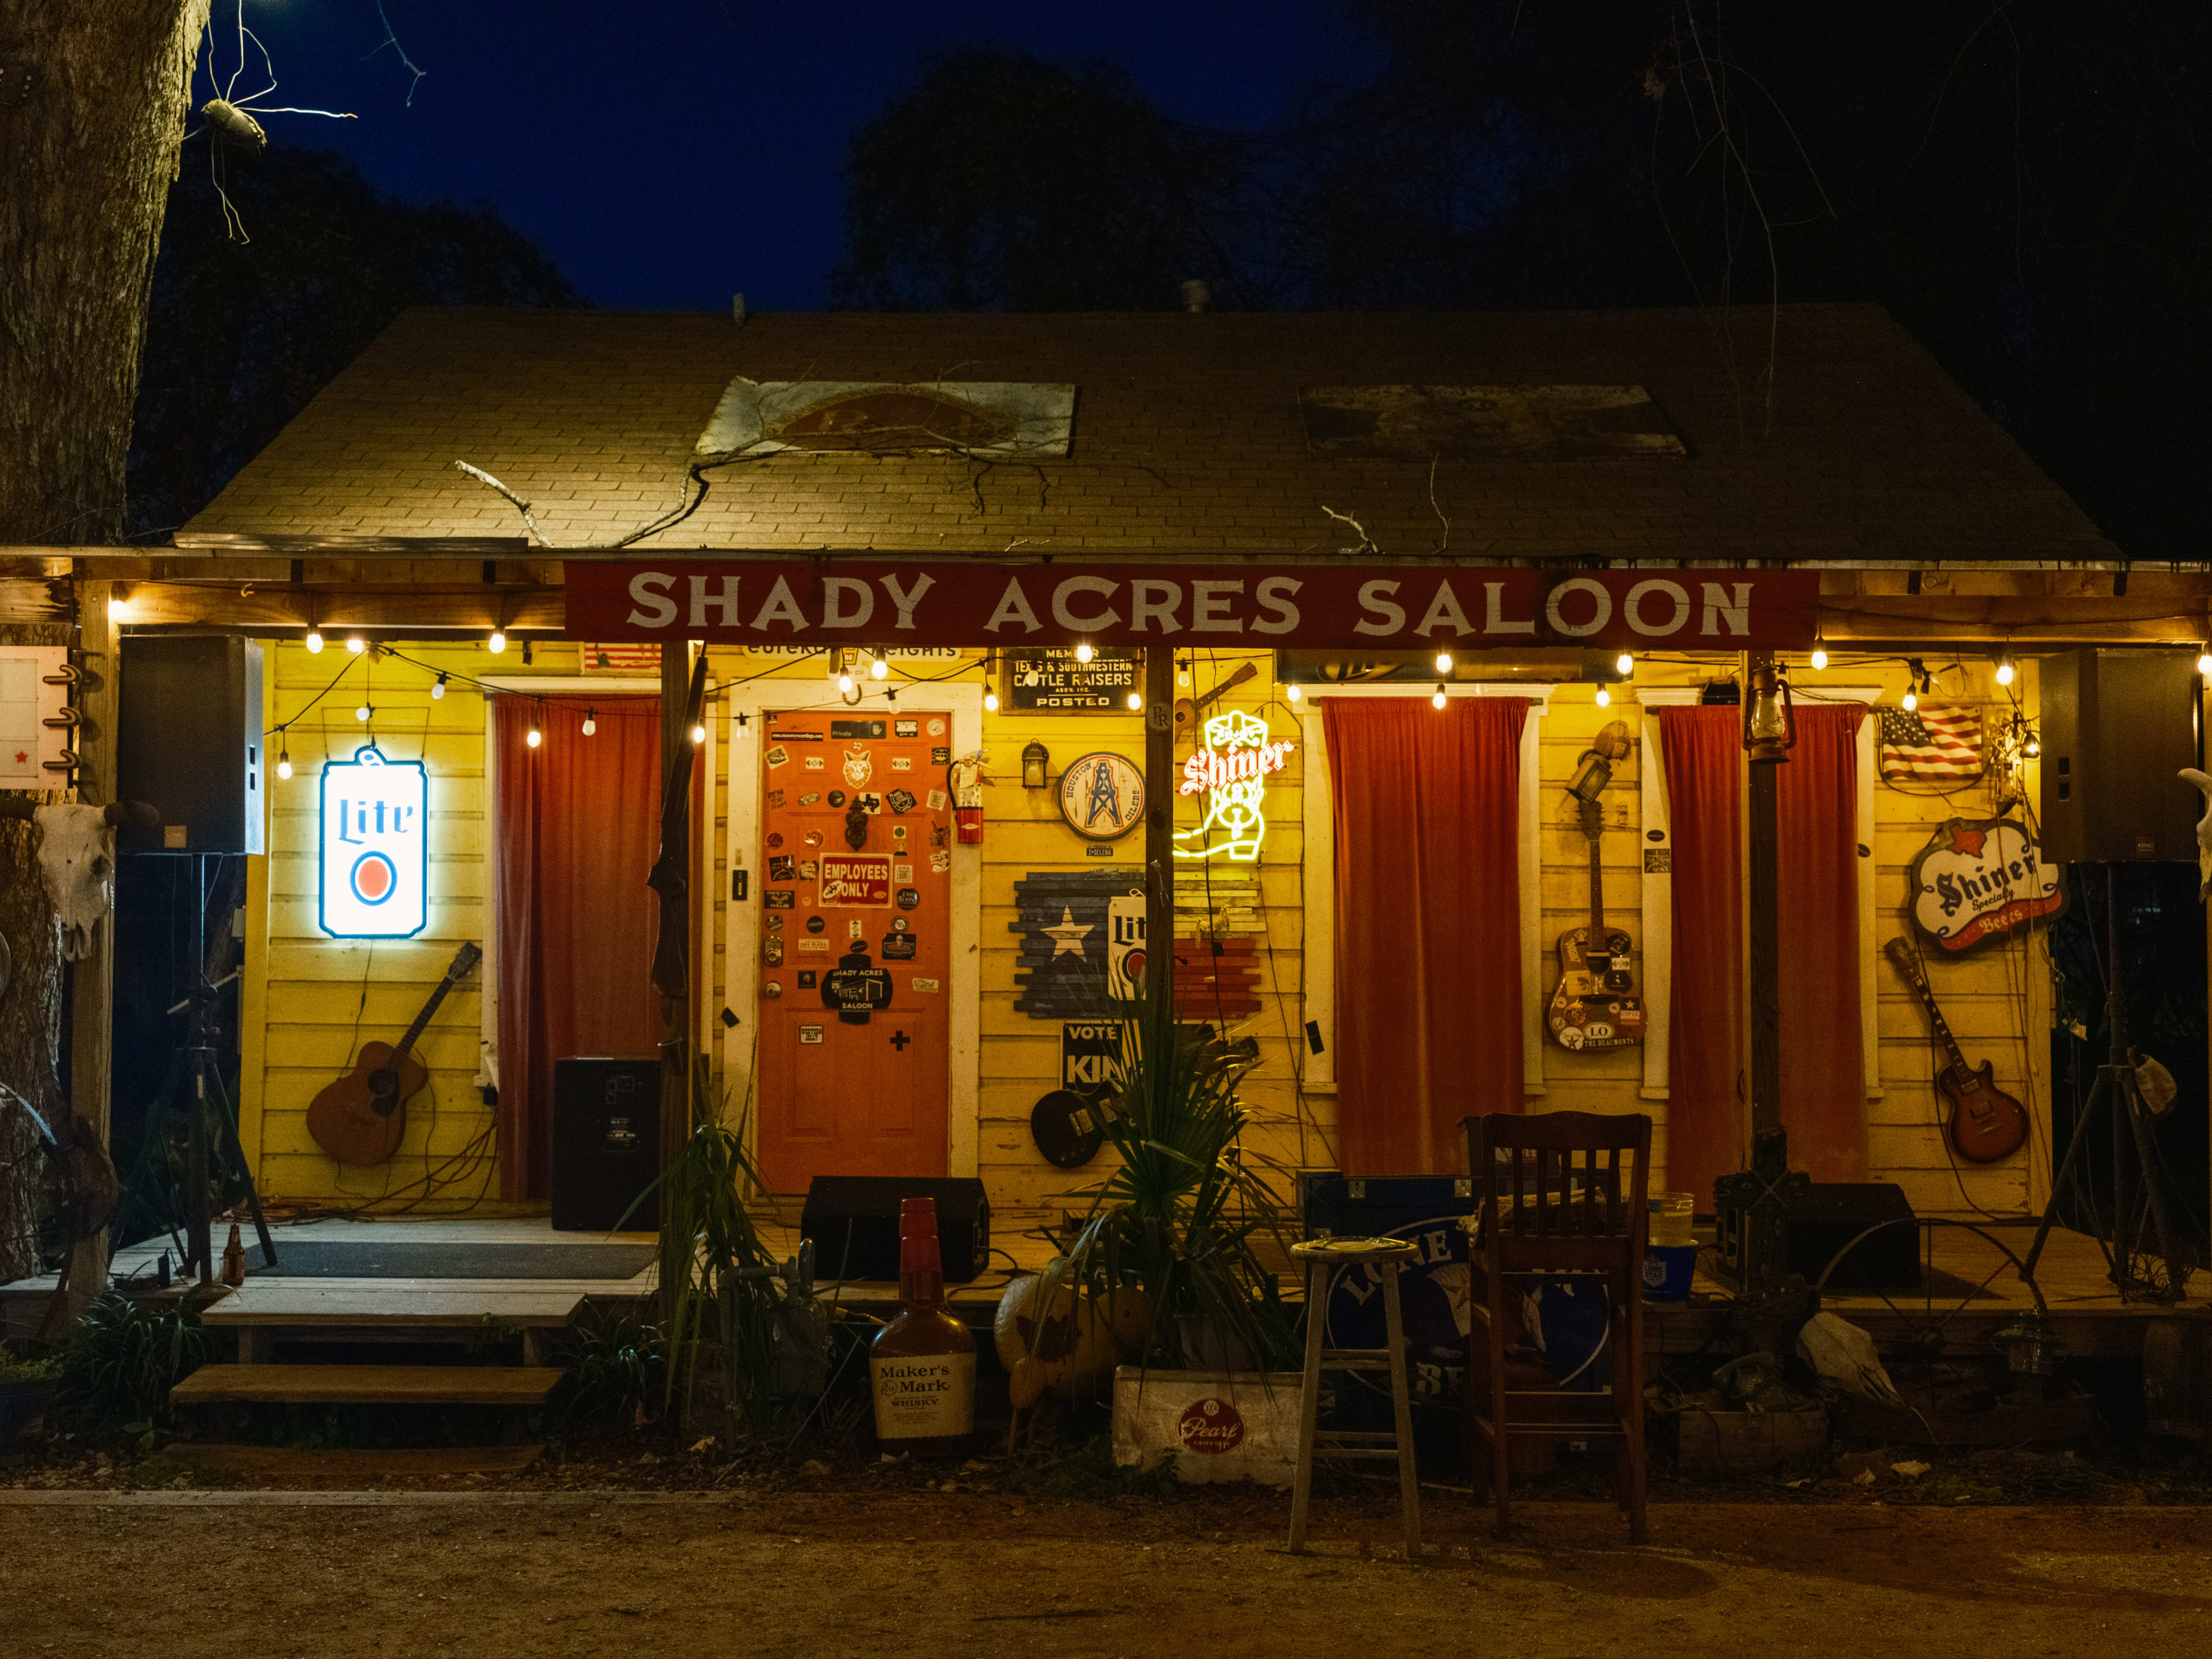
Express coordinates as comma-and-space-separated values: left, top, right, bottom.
1547, 799, 1645, 1051
1883, 937, 2029, 1163
306, 942, 482, 1168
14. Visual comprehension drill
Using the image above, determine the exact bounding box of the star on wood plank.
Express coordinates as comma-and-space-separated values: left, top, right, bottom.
1043, 906, 1093, 957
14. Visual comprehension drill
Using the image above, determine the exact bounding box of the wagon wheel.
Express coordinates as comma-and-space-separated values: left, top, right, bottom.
1811, 1217, 2050, 1396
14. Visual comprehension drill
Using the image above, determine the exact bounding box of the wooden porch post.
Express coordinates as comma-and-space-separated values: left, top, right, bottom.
68, 577, 119, 1312
1143, 647, 1175, 1003
657, 641, 696, 1237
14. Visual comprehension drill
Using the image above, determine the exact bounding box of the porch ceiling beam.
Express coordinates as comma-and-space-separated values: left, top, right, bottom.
113, 582, 563, 632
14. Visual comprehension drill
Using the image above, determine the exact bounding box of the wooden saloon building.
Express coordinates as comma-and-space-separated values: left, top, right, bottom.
10, 301, 2209, 1365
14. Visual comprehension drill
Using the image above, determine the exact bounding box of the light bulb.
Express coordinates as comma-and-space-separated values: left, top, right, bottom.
487, 630, 507, 655
305, 630, 324, 654
1126, 691, 1142, 711
431, 673, 448, 700
1595, 685, 1612, 707
691, 723, 706, 744
1431, 684, 1447, 710
870, 650, 888, 680
1615, 650, 1634, 676
355, 703, 370, 722
2024, 736, 2041, 759
837, 668, 854, 694
1903, 687, 1918, 713
582, 708, 596, 736
1435, 650, 1453, 675
1285, 683, 1302, 703
346, 635, 366, 655
276, 753, 292, 781
1810, 645, 1829, 671
983, 690, 999, 713
1074, 642, 1094, 664
525, 725, 541, 748
107, 595, 126, 622
2197, 647, 2211, 677
1995, 653, 2016, 687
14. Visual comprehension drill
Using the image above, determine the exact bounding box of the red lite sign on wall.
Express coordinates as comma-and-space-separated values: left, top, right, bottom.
563, 561, 1820, 652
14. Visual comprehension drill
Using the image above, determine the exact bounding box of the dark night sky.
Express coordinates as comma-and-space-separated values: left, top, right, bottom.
216, 0, 1350, 310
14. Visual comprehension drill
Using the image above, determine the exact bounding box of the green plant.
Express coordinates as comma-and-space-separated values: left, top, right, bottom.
1041, 955, 1297, 1372
626, 1059, 823, 1437
0, 1347, 62, 1385
551, 1313, 667, 1428
54, 1290, 213, 1433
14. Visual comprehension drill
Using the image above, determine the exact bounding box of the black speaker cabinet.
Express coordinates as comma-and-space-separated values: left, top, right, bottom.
800, 1176, 990, 1283
551, 1056, 661, 1233
1713, 1180, 1919, 1290
117, 635, 265, 855
2040, 649, 2202, 863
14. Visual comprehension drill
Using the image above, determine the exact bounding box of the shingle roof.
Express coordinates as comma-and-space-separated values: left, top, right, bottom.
183, 304, 2115, 563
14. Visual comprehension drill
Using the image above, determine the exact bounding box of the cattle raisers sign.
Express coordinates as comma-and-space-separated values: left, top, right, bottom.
564, 561, 1819, 652
319, 745, 428, 938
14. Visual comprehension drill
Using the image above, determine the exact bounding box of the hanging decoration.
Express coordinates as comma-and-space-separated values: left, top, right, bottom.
1057, 751, 1146, 840
1906, 817, 2065, 955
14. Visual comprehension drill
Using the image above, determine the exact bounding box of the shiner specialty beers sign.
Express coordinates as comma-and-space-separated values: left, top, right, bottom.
564, 561, 1819, 652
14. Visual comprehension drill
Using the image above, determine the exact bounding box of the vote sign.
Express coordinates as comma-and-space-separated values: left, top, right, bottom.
319, 745, 427, 938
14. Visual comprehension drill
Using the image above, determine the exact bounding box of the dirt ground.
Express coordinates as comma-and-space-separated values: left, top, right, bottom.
2, 1487, 2207, 1658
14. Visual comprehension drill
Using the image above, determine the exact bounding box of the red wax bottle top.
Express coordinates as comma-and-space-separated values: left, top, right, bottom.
899, 1196, 944, 1304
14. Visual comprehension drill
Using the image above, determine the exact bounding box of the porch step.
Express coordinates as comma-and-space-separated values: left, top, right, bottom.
198, 1286, 590, 1330
171, 1364, 564, 1408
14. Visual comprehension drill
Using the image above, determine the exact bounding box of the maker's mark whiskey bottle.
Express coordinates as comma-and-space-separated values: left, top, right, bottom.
869, 1196, 975, 1456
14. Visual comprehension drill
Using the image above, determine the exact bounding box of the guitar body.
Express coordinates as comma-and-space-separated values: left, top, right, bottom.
1175, 661, 1258, 749
1547, 927, 1646, 1052
306, 1041, 426, 1168
1938, 1059, 2029, 1163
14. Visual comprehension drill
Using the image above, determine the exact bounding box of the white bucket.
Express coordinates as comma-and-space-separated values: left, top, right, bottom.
1110, 1366, 1304, 1486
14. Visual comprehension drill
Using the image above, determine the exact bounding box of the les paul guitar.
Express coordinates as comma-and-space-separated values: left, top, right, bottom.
1883, 938, 2028, 1163
1547, 799, 1645, 1051
306, 942, 482, 1168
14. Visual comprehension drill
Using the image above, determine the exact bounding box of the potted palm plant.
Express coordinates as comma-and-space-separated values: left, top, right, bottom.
1007, 958, 1304, 1482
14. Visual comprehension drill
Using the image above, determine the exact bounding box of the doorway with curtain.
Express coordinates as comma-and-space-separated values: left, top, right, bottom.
490, 694, 662, 1201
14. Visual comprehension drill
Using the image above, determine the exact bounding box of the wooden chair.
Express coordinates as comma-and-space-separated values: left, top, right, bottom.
1461, 1111, 1651, 1543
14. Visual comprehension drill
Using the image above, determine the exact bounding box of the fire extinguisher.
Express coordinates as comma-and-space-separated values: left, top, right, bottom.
946, 750, 988, 845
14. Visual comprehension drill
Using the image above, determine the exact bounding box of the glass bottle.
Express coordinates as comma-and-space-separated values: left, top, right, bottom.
869, 1196, 975, 1456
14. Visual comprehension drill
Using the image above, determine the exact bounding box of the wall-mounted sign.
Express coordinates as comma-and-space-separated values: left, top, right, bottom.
1105, 893, 1146, 999
319, 745, 427, 938
1908, 817, 2065, 954
1175, 710, 1293, 863
1058, 752, 1145, 840
568, 561, 1821, 651
819, 854, 892, 908
1006, 646, 1139, 712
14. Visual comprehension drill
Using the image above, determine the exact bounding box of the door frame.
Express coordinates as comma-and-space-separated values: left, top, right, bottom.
721, 679, 984, 1186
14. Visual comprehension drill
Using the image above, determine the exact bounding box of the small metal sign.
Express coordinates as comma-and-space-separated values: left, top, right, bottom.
1057, 751, 1146, 840
1005, 646, 1140, 712
1907, 817, 2066, 953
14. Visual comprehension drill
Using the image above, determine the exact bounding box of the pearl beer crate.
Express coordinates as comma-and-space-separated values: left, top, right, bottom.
1111, 1368, 1304, 1486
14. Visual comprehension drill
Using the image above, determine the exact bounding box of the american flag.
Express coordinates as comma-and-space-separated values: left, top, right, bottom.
1878, 703, 1984, 782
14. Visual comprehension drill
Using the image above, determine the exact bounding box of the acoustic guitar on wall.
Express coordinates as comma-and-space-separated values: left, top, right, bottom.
1173, 661, 1258, 749
1883, 937, 2029, 1164
1547, 797, 1645, 1051
306, 941, 482, 1168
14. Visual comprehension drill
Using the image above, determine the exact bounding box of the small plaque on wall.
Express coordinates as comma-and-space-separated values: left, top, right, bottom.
1005, 647, 1139, 713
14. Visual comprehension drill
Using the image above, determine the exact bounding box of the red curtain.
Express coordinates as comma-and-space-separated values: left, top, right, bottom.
1660, 703, 1866, 1204
1657, 707, 1745, 1211
494, 695, 662, 1200
1777, 705, 1866, 1181
1323, 697, 1528, 1176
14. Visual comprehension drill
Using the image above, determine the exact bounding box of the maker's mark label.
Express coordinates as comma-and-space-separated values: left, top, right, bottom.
870, 1353, 976, 1440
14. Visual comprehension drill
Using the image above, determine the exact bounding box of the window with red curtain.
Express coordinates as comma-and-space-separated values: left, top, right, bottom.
493, 695, 662, 1200
1321, 696, 1528, 1176
1660, 702, 1866, 1206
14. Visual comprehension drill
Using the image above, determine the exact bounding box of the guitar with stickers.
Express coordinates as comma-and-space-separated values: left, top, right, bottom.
1547, 794, 1645, 1052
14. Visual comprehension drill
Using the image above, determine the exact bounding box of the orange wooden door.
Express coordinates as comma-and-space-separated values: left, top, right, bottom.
754, 708, 953, 1190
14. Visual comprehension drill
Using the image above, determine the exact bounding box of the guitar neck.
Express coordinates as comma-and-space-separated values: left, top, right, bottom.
389, 976, 456, 1067
1586, 831, 1606, 944
1900, 967, 1969, 1074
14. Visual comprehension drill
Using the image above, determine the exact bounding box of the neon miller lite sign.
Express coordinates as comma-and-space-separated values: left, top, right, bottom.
319, 745, 429, 938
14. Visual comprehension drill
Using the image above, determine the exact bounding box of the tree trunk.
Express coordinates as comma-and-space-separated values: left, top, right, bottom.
0, 4, 211, 1283
0, 0, 211, 544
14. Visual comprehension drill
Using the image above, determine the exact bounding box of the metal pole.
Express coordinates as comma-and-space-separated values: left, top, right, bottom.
1143, 648, 1175, 1003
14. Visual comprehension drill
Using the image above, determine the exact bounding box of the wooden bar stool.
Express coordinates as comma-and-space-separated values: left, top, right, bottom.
1286, 1236, 1422, 1556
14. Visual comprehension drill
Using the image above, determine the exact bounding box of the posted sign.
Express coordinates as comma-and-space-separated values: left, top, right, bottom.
565, 561, 1820, 652
319, 745, 427, 938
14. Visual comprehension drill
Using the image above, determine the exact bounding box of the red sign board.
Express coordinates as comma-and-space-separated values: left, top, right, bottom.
563, 560, 1819, 651
819, 854, 892, 908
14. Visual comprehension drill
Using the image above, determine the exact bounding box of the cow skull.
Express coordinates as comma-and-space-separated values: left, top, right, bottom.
33, 804, 116, 961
